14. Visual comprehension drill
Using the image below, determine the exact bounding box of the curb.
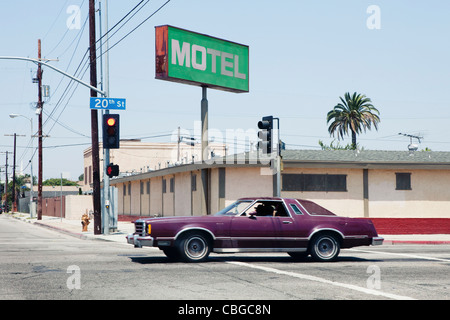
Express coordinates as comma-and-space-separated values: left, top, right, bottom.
34, 221, 88, 240
382, 239, 450, 245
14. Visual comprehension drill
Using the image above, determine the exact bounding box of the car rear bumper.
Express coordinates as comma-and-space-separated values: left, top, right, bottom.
371, 237, 384, 246
126, 233, 154, 248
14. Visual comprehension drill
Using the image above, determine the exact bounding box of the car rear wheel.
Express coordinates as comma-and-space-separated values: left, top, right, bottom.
310, 233, 340, 262
177, 233, 211, 262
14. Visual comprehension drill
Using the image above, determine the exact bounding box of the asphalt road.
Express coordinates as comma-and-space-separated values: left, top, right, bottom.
1, 215, 449, 304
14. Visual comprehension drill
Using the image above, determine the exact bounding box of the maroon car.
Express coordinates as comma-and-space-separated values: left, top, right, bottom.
126, 197, 383, 262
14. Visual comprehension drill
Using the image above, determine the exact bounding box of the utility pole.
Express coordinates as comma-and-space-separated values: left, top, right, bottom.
12, 134, 16, 212
89, 0, 102, 234
4, 134, 25, 212
37, 39, 43, 220
2, 152, 8, 211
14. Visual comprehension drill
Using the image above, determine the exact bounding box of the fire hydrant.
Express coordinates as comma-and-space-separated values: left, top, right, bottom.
81, 213, 90, 232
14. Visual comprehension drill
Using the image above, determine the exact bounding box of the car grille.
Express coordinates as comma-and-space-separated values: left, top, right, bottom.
135, 221, 145, 236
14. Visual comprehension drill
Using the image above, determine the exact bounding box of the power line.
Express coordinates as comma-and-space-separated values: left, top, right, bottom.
39, 0, 172, 145
98, 0, 172, 58
46, 0, 87, 57
96, 0, 148, 46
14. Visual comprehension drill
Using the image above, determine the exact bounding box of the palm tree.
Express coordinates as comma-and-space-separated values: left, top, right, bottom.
327, 92, 380, 150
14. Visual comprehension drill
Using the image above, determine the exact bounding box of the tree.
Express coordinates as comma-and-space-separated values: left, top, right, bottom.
318, 139, 363, 151
327, 92, 380, 150
43, 178, 78, 186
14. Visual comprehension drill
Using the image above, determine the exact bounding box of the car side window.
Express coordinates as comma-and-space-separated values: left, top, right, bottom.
289, 203, 303, 215
242, 201, 289, 217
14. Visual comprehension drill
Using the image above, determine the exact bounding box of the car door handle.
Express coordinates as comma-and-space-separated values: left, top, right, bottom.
282, 221, 293, 224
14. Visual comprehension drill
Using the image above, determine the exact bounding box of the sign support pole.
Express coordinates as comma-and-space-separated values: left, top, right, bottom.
201, 86, 208, 162
201, 86, 209, 215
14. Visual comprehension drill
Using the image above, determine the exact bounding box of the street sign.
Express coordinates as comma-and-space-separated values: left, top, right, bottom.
90, 97, 126, 110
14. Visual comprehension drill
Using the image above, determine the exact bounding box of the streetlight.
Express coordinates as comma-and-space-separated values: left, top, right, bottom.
9, 113, 35, 218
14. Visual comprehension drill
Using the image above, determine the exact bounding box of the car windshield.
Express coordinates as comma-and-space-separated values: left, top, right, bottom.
214, 200, 252, 216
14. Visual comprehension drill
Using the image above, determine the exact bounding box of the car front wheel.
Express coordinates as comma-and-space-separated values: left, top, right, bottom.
177, 233, 211, 262
310, 233, 340, 262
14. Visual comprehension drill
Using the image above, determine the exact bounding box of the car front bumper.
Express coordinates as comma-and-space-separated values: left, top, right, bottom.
371, 237, 384, 246
126, 233, 154, 248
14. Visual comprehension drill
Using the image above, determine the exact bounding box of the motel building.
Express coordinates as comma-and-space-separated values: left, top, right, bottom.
99, 148, 450, 220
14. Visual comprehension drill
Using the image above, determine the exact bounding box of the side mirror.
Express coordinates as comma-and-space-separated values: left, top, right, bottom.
248, 212, 257, 219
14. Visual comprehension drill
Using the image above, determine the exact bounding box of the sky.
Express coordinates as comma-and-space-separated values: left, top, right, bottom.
1, 0, 450, 181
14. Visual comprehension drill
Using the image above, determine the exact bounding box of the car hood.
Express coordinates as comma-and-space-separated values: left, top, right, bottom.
135, 215, 226, 224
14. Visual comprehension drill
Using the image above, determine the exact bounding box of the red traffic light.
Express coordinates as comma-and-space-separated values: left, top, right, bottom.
106, 163, 119, 178
102, 114, 120, 149
106, 117, 116, 126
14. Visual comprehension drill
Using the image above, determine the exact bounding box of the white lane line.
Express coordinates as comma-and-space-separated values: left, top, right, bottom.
348, 249, 450, 263
227, 261, 415, 300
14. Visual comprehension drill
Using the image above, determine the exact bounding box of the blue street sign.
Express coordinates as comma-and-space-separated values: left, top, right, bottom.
90, 97, 126, 110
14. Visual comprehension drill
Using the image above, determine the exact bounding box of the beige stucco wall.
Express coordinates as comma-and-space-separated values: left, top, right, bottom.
281, 167, 450, 218
111, 163, 450, 219
224, 167, 273, 206
174, 171, 193, 216
65, 195, 93, 220
281, 167, 364, 217
368, 169, 450, 218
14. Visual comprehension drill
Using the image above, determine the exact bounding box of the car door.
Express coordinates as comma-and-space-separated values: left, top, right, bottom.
230, 201, 278, 249
272, 199, 309, 249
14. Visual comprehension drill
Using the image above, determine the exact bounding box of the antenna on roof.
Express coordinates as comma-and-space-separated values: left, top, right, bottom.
398, 133, 423, 151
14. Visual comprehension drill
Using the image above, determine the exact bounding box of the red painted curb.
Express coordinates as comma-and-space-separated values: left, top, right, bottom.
359, 218, 450, 235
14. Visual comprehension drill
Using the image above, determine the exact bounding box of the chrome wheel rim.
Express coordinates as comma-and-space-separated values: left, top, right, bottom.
316, 236, 337, 259
185, 236, 207, 260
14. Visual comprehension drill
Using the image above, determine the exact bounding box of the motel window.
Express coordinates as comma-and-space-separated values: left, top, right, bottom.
128, 183, 131, 196
162, 179, 166, 193
396, 173, 411, 190
170, 177, 174, 193
282, 174, 347, 192
191, 174, 197, 192
123, 183, 126, 196
140, 182, 144, 195
146, 181, 150, 194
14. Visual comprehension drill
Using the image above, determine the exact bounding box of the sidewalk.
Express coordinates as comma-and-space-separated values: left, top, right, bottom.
10, 212, 135, 244
7, 212, 450, 245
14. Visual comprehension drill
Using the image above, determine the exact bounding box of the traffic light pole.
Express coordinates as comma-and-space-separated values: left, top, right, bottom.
274, 117, 281, 198
100, 0, 111, 235
258, 115, 281, 197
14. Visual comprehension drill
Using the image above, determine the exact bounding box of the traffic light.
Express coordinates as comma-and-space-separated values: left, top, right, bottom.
103, 114, 120, 149
106, 163, 119, 178
257, 116, 273, 154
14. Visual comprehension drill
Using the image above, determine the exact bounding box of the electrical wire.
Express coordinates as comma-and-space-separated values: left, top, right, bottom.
98, 0, 172, 59
38, 0, 173, 153
46, 0, 86, 57
95, 0, 148, 46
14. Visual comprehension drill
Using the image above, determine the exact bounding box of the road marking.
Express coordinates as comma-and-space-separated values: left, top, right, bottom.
348, 249, 450, 263
227, 261, 415, 300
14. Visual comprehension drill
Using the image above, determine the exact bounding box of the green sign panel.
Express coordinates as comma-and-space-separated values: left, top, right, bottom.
155, 25, 249, 93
